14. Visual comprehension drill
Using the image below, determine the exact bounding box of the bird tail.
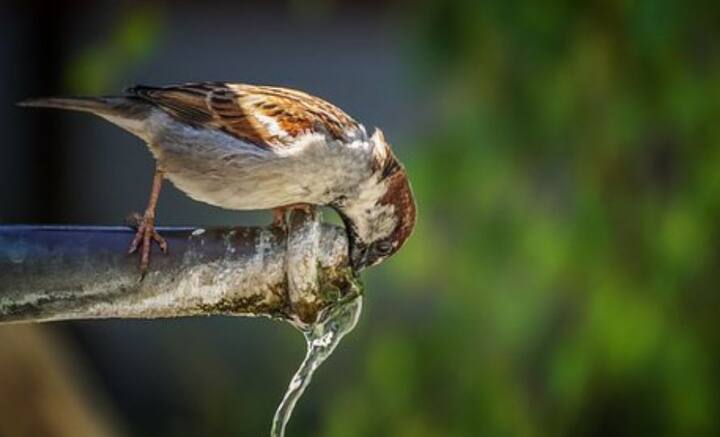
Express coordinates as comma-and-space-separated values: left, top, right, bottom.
17, 96, 149, 118
17, 95, 153, 137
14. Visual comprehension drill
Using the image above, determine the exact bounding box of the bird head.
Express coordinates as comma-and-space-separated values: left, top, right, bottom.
335, 129, 416, 272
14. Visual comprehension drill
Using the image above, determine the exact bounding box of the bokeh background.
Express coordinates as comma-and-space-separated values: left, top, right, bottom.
1, 0, 720, 436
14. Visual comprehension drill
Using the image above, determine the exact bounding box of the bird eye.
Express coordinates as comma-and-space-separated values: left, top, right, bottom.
374, 241, 393, 255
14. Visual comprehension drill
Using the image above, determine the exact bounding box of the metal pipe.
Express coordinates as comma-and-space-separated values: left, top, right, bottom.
0, 210, 361, 329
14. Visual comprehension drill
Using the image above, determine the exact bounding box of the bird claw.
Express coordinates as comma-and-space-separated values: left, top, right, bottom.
271, 207, 290, 234
271, 203, 315, 234
127, 211, 167, 279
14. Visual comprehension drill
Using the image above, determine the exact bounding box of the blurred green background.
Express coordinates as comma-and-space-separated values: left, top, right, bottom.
1, 0, 719, 436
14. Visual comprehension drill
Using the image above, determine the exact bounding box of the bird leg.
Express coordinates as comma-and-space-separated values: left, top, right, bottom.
128, 168, 167, 278
272, 207, 289, 232
271, 203, 315, 232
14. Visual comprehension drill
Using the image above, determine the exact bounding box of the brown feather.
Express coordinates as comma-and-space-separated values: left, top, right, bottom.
379, 164, 416, 253
126, 82, 362, 149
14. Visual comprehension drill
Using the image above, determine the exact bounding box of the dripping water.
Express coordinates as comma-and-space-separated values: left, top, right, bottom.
270, 295, 363, 437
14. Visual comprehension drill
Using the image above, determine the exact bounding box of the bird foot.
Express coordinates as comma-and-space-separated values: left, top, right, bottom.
271, 208, 289, 233
127, 211, 167, 279
271, 204, 315, 234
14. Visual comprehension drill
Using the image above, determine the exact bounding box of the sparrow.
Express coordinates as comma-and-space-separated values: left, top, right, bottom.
19, 82, 416, 276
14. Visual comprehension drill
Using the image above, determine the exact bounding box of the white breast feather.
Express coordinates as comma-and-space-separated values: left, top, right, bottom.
140, 116, 377, 211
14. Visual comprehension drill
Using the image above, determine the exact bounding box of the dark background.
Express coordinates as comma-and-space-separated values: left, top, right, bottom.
1, 0, 720, 436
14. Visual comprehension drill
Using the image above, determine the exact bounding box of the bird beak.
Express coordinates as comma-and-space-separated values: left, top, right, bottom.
350, 246, 369, 273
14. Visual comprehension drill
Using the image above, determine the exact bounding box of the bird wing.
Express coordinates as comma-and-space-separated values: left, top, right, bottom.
126, 82, 362, 149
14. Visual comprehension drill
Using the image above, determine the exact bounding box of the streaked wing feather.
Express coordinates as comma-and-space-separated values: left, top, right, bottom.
127, 83, 215, 124
126, 82, 361, 148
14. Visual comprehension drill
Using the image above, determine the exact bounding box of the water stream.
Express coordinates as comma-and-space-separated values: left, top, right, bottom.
270, 295, 363, 437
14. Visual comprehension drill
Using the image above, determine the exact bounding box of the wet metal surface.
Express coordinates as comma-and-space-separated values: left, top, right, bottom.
0, 211, 360, 327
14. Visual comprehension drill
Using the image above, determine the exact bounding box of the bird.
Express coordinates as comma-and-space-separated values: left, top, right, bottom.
19, 82, 416, 277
